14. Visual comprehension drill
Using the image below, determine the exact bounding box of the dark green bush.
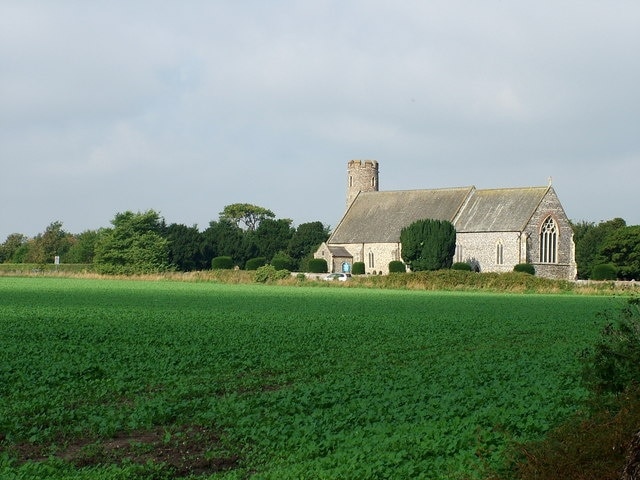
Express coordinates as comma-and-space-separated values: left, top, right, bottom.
451, 262, 472, 271
514, 263, 535, 275
270, 253, 295, 271
308, 258, 328, 273
582, 298, 640, 395
388, 261, 406, 273
245, 257, 267, 271
591, 263, 617, 280
211, 256, 234, 270
352, 262, 365, 275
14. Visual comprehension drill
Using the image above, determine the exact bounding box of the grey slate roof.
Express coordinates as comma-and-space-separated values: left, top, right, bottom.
327, 245, 352, 257
454, 187, 549, 232
329, 187, 473, 243
328, 186, 551, 243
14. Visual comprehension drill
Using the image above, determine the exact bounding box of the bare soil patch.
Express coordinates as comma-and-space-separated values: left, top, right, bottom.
5, 425, 240, 477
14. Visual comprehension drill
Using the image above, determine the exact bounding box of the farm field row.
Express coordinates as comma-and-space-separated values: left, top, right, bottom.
0, 277, 623, 479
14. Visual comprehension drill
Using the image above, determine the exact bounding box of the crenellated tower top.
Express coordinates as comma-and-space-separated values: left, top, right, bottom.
347, 160, 379, 208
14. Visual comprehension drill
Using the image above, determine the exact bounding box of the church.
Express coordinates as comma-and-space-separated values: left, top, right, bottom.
314, 160, 577, 280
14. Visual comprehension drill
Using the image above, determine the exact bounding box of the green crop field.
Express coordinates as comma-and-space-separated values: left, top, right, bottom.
0, 277, 625, 479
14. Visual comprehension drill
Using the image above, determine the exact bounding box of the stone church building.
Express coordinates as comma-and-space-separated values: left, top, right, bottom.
314, 160, 577, 280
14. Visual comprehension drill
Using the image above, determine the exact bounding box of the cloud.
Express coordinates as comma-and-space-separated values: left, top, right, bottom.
1, 1, 639, 241
81, 122, 166, 176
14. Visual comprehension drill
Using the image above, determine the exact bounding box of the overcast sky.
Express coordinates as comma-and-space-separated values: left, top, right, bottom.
1, 1, 639, 241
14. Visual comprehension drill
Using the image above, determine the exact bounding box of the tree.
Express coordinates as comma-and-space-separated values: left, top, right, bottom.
219, 203, 275, 231
64, 230, 101, 264
23, 221, 73, 264
572, 220, 596, 279
201, 219, 245, 267
10, 243, 30, 263
597, 226, 640, 280
0, 233, 27, 263
166, 223, 204, 271
270, 252, 295, 271
287, 221, 330, 269
572, 218, 626, 279
249, 218, 294, 261
94, 210, 170, 274
400, 219, 456, 271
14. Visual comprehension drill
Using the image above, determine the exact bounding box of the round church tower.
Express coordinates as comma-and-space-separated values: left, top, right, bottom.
347, 160, 379, 208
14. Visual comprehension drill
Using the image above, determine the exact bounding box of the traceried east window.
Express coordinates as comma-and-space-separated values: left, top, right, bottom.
496, 241, 504, 265
539, 216, 558, 263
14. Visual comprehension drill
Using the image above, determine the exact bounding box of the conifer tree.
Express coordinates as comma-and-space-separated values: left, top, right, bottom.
400, 219, 456, 271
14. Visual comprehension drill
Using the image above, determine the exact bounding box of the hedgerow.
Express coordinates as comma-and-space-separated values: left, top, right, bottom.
355, 270, 574, 293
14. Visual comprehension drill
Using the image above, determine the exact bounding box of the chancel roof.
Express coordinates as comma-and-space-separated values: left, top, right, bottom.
454, 187, 550, 232
329, 187, 473, 244
328, 186, 552, 244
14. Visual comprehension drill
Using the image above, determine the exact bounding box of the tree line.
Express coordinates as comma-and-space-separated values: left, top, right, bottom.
0, 204, 330, 275
572, 218, 640, 280
1, 207, 638, 279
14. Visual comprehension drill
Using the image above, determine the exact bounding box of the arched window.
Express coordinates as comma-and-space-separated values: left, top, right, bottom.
371, 176, 376, 187
349, 175, 353, 187
539, 216, 558, 263
496, 241, 504, 265
368, 251, 375, 268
